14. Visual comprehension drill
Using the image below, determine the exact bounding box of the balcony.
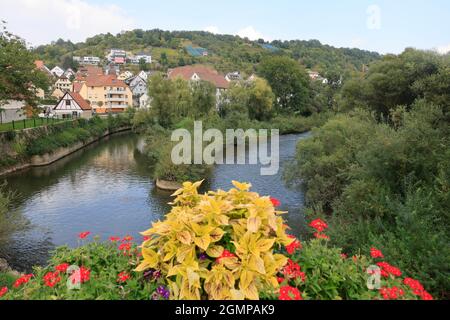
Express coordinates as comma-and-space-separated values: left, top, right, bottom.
107, 89, 127, 94
106, 96, 128, 102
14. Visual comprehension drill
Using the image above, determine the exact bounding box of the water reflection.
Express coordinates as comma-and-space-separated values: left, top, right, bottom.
0, 132, 309, 272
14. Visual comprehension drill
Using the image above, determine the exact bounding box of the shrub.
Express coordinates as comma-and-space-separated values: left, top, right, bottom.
136, 181, 293, 300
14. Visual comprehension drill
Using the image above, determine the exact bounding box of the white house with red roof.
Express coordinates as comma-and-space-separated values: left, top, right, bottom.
53, 92, 92, 119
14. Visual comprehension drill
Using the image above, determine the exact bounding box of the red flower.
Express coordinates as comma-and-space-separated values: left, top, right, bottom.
285, 235, 302, 255
13, 274, 33, 288
109, 236, 121, 242
216, 249, 236, 263
122, 235, 133, 242
279, 286, 302, 300
376, 262, 402, 277
70, 266, 90, 284
270, 197, 281, 207
379, 286, 405, 300
370, 247, 384, 259
282, 259, 306, 282
0, 286, 8, 297
403, 277, 432, 299
341, 253, 348, 259
309, 219, 328, 232
78, 231, 91, 239
118, 242, 132, 254
313, 232, 330, 240
117, 271, 130, 283
143, 236, 151, 241
55, 263, 69, 273
277, 277, 285, 284
421, 291, 433, 301
43, 271, 61, 288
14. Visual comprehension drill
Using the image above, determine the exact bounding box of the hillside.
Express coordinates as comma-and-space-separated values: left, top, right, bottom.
33, 29, 381, 77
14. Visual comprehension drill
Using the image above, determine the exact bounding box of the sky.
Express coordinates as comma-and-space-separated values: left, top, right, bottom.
0, 0, 449, 54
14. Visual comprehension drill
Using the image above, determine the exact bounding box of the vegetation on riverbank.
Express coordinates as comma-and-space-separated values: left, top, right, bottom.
0, 181, 433, 300
285, 49, 450, 298
0, 113, 134, 174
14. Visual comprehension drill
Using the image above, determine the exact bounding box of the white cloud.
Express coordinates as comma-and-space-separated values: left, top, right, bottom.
435, 43, 450, 54
204, 26, 220, 34
237, 26, 267, 41
0, 0, 136, 46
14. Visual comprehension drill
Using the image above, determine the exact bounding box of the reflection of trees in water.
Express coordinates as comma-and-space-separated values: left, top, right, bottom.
0, 184, 31, 264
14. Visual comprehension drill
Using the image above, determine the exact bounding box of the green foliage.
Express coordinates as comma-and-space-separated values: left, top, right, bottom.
33, 29, 381, 78
285, 100, 450, 297
1, 240, 159, 300
258, 56, 311, 115
0, 23, 50, 107
337, 49, 449, 118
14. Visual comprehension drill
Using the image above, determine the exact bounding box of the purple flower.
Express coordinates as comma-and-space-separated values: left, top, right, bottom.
156, 285, 170, 300
198, 253, 208, 261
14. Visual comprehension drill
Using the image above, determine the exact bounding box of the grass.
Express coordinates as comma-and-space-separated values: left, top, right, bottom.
0, 118, 72, 132
0, 272, 18, 287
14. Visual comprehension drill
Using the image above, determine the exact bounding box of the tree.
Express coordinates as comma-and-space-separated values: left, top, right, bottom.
247, 77, 275, 121
190, 80, 216, 116
148, 73, 175, 127
258, 56, 311, 115
160, 52, 168, 66
0, 22, 49, 110
139, 58, 149, 71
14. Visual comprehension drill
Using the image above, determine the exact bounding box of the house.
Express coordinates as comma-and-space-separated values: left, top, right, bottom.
51, 66, 65, 78
225, 71, 242, 82
138, 70, 148, 81
168, 65, 229, 104
108, 49, 127, 65
63, 68, 76, 79
105, 63, 120, 76
118, 71, 134, 81
78, 75, 132, 114
81, 56, 101, 65
139, 93, 151, 109
51, 88, 65, 100
53, 92, 92, 119
128, 76, 148, 107
134, 52, 152, 64
0, 100, 26, 123
54, 76, 72, 92
34, 60, 54, 78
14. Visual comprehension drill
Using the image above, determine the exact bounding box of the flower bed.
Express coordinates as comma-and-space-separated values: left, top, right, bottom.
0, 181, 433, 300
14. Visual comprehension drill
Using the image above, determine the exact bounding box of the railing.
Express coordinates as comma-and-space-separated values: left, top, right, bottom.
0, 117, 74, 132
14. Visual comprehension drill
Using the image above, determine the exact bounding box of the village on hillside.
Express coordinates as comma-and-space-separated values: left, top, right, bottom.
1, 47, 328, 125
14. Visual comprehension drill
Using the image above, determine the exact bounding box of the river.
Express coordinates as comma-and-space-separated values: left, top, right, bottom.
0, 132, 309, 271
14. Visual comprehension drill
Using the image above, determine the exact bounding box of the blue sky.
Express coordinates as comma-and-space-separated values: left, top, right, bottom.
1, 0, 449, 54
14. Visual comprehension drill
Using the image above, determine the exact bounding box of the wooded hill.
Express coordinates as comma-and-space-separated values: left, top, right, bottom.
33, 29, 381, 77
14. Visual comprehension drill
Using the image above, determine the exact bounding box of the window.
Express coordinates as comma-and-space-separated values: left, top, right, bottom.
66, 100, 71, 106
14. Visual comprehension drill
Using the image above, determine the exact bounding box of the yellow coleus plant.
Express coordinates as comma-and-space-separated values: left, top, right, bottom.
136, 180, 294, 300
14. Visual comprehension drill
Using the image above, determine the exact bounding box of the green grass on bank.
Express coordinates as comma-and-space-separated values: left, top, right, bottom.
0, 118, 72, 132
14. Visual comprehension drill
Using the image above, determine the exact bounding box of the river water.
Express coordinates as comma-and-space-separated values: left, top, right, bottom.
0, 132, 309, 271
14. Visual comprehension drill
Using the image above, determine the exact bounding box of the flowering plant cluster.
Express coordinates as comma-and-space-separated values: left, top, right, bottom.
0, 182, 435, 301
136, 181, 294, 300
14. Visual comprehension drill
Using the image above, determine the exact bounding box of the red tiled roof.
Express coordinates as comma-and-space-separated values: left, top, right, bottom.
168, 65, 229, 89
85, 75, 127, 87
34, 60, 45, 69
68, 92, 91, 110
73, 82, 83, 93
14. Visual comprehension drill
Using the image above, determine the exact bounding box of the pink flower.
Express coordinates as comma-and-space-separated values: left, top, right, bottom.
78, 231, 91, 239
109, 236, 121, 242
69, 266, 90, 284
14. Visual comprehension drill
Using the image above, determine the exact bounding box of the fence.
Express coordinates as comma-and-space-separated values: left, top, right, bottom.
0, 117, 73, 132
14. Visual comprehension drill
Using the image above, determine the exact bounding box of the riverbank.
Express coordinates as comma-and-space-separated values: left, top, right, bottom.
0, 115, 133, 177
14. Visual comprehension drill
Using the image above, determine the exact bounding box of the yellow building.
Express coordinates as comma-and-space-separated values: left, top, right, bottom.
79, 75, 133, 114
